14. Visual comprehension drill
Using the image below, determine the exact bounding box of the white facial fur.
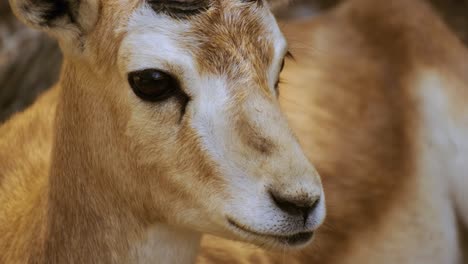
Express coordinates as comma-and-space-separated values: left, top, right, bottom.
418, 71, 468, 230
118, 1, 325, 247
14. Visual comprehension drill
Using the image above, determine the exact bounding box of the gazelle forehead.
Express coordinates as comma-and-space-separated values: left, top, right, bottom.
189, 1, 280, 78
120, 0, 286, 82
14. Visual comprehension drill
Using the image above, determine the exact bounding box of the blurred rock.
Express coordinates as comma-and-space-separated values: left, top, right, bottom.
0, 2, 62, 123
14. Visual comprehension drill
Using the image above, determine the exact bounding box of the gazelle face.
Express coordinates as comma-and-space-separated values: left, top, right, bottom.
118, 0, 325, 248
11, 0, 324, 249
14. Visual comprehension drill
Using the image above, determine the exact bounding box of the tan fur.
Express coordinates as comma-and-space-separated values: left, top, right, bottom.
2, 0, 322, 263
197, 0, 468, 263
0, 87, 58, 263
1, 0, 468, 263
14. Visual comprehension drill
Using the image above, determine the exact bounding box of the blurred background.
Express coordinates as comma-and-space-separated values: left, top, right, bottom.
0, 0, 467, 122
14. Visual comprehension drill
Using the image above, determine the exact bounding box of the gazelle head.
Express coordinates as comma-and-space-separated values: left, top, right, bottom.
11, 0, 325, 249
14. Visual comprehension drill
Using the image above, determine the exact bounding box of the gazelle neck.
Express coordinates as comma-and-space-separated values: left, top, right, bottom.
43, 62, 201, 263
131, 224, 201, 264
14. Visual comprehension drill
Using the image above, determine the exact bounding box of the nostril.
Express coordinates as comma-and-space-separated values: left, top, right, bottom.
270, 191, 320, 223
306, 198, 320, 221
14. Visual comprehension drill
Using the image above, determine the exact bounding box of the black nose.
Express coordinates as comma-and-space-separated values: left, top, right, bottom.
270, 191, 320, 223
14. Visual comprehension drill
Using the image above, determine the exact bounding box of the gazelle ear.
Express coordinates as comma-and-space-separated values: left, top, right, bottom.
9, 0, 99, 36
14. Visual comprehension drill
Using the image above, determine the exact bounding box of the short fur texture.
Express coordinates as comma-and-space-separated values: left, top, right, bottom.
200, 0, 468, 263
1, 0, 468, 263
3, 0, 324, 263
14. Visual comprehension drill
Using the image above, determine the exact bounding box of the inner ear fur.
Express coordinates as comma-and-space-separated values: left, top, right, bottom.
9, 0, 99, 35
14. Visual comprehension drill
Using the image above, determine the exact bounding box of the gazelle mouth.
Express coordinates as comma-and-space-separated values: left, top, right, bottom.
227, 217, 314, 246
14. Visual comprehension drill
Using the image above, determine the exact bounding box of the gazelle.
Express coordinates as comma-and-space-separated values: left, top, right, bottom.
2, 0, 468, 264
2, 0, 325, 263
199, 0, 468, 263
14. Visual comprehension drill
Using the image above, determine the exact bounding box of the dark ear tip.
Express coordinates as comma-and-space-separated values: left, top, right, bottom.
11, 0, 72, 28
11, 0, 99, 45
39, 0, 70, 23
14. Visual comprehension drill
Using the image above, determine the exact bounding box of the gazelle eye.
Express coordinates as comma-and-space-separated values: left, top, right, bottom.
275, 59, 286, 91
128, 69, 179, 102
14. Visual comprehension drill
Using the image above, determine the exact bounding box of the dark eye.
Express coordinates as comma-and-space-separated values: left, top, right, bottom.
128, 69, 179, 102
275, 59, 286, 91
